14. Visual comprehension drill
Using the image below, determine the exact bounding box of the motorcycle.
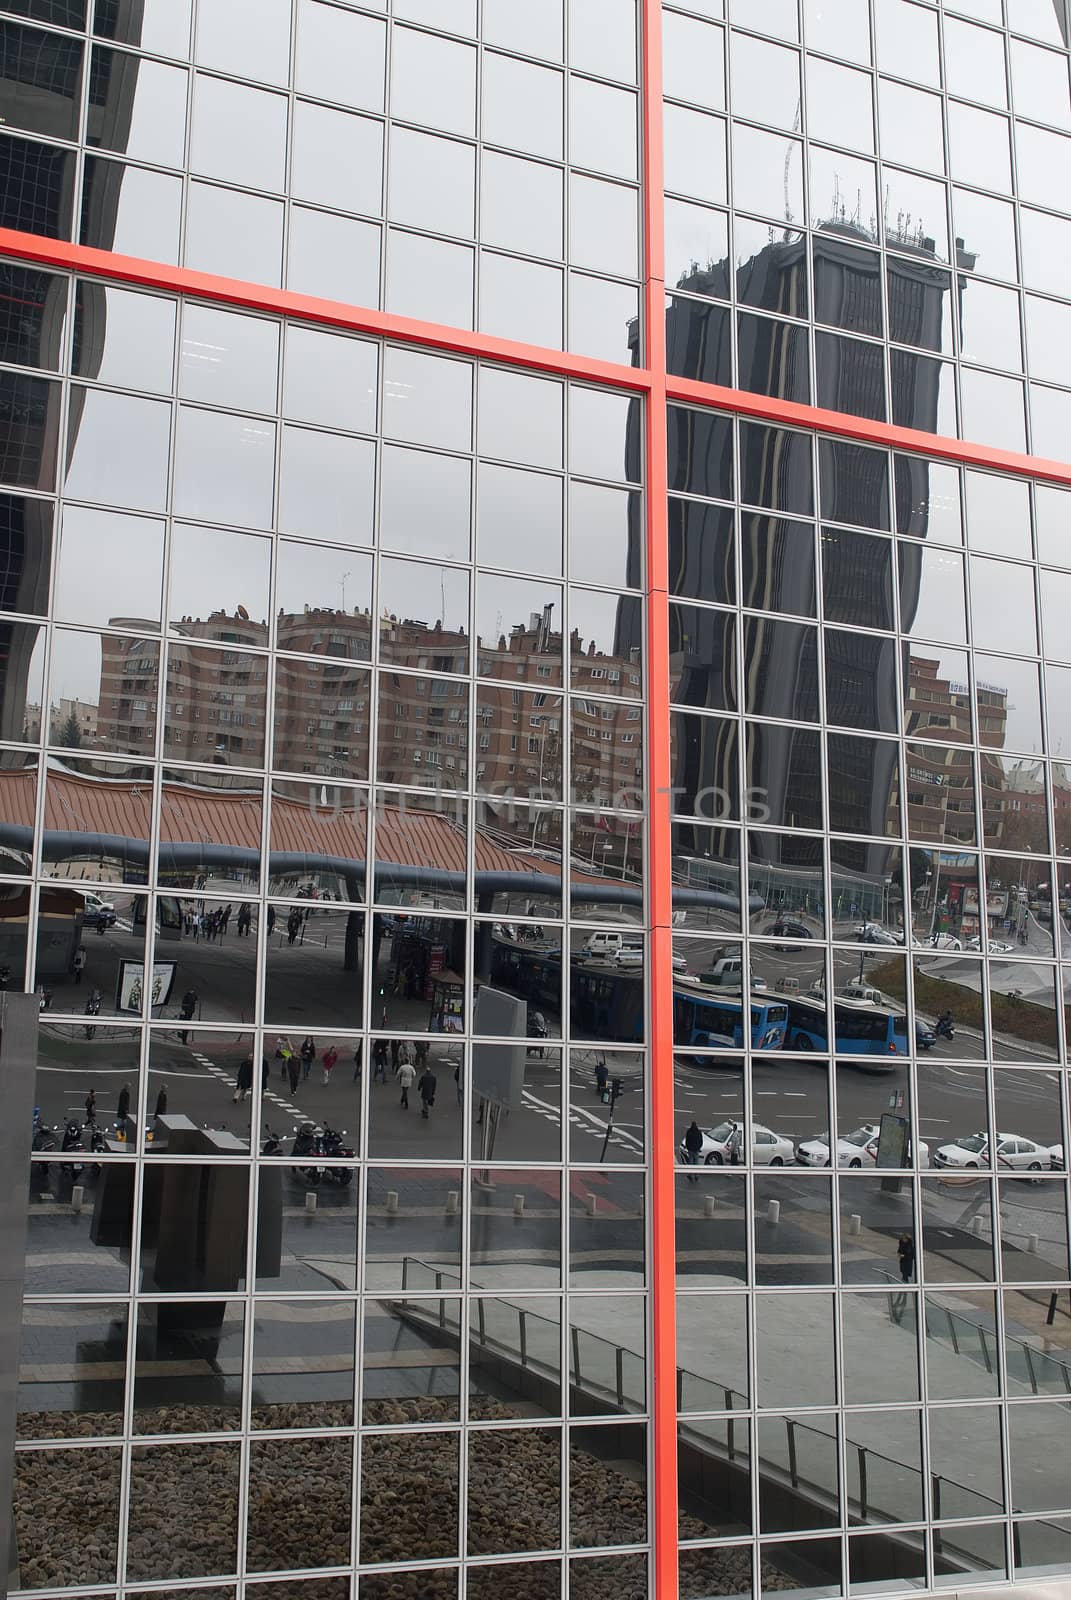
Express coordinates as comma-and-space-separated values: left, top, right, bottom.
262, 1125, 284, 1157
319, 1123, 355, 1185
60, 1120, 86, 1181
290, 1122, 322, 1185
289, 1122, 354, 1186
84, 988, 103, 1039
935, 1015, 956, 1041
31, 1112, 57, 1189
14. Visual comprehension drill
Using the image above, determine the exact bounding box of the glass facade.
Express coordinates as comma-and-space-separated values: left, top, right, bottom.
1, 2, 1071, 1598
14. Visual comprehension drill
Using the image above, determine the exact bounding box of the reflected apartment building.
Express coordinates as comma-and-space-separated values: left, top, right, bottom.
3, 1, 1071, 1598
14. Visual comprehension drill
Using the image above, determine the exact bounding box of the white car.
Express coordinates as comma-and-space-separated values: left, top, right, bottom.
1049, 1144, 1064, 1171
679, 1120, 794, 1167
933, 1131, 1051, 1173
855, 922, 904, 946
797, 1124, 880, 1168
862, 1129, 931, 1168
965, 936, 1015, 954
613, 945, 644, 968
924, 932, 962, 951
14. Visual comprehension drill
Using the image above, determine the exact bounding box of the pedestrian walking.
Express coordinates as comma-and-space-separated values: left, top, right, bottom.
235, 1055, 254, 1102
154, 1084, 168, 1118
300, 1036, 316, 1081
266, 905, 276, 936
220, 904, 232, 935
84, 1088, 97, 1125
179, 988, 198, 1044
116, 1082, 131, 1123
397, 1057, 416, 1108
236, 904, 251, 937
897, 1232, 915, 1284
684, 1120, 703, 1183
322, 1043, 338, 1085
352, 1040, 363, 1080
594, 1056, 609, 1098
262, 1055, 270, 1088
390, 1038, 401, 1072
73, 948, 87, 985
454, 1058, 462, 1105
418, 1066, 437, 1119
372, 1039, 388, 1082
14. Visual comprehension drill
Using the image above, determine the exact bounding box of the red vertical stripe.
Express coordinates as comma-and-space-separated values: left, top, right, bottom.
640, 3, 678, 1597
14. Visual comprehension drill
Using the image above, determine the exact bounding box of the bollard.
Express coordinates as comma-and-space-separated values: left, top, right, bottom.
70, 1185, 84, 1213
446, 1190, 459, 1215
1028, 1233, 1039, 1253
386, 1190, 399, 1214
585, 1193, 598, 1216
305, 1190, 317, 1212
848, 1213, 862, 1235
513, 1193, 525, 1215
767, 1199, 780, 1224
970, 1215, 985, 1236
704, 1195, 717, 1218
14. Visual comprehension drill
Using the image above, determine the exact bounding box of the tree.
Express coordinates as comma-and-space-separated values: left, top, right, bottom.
57, 709, 82, 749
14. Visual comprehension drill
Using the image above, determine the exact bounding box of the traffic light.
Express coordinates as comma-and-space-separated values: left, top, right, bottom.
611, 1077, 623, 1105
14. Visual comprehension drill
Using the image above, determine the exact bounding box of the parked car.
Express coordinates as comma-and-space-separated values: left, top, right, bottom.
965, 935, 1014, 953
924, 932, 962, 951
915, 1019, 937, 1051
679, 1120, 794, 1167
762, 919, 813, 950
1048, 1144, 1064, 1171
699, 956, 766, 989
862, 1128, 930, 1167
613, 945, 644, 968
78, 891, 117, 929
797, 1124, 880, 1168
934, 1131, 1050, 1173
855, 922, 904, 946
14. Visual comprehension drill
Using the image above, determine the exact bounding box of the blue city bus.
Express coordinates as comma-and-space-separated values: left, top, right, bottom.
673, 983, 788, 1057
782, 995, 908, 1069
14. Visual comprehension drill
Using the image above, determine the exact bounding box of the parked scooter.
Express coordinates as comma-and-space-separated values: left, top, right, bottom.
60, 1120, 86, 1181
289, 1122, 354, 1185
83, 988, 103, 1039
31, 1110, 57, 1190
318, 1123, 355, 1185
262, 1125, 284, 1157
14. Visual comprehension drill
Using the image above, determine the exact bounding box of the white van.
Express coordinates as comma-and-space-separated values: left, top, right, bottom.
842, 981, 882, 1005
582, 930, 641, 962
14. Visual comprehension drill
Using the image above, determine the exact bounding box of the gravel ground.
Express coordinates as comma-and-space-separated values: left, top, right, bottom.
14, 1401, 797, 1597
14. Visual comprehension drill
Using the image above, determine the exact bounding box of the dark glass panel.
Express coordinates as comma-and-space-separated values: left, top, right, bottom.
665, 294, 730, 385
741, 617, 818, 721
668, 496, 734, 605
815, 330, 885, 422
670, 604, 736, 711
740, 513, 815, 617
0, 129, 74, 237
812, 234, 882, 338
738, 420, 812, 515
737, 311, 810, 403
745, 721, 823, 830
821, 528, 894, 629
